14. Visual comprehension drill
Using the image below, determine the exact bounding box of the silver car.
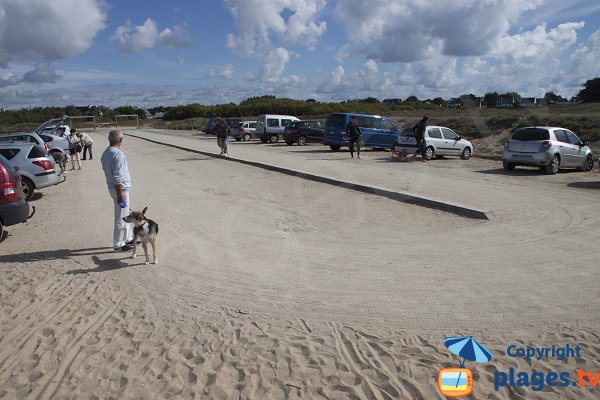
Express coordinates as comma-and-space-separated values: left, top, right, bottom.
0, 142, 61, 201
503, 127, 594, 174
394, 125, 474, 160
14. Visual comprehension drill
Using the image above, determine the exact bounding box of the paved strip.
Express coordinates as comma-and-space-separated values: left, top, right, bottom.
126, 132, 494, 220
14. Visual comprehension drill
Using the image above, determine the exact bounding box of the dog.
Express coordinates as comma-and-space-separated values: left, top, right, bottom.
123, 207, 159, 264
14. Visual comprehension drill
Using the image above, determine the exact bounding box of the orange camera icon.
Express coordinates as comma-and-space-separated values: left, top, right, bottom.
438, 367, 473, 397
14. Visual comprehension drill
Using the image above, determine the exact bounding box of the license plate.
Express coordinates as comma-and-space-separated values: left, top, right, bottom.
398, 136, 417, 145
512, 154, 533, 159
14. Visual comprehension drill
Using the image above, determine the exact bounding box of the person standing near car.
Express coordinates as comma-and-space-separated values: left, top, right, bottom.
413, 116, 428, 161
68, 128, 83, 170
215, 117, 231, 156
101, 129, 134, 251
77, 131, 93, 160
346, 116, 362, 159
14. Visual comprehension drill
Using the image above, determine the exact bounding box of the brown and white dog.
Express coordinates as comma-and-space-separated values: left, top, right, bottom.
123, 207, 159, 264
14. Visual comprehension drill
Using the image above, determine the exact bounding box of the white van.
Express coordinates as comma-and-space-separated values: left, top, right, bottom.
256, 114, 300, 143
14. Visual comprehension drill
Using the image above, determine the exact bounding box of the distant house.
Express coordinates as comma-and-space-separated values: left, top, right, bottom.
496, 97, 516, 108
519, 97, 540, 108
76, 105, 97, 116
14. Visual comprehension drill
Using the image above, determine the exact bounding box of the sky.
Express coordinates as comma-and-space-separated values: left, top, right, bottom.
0, 0, 599, 109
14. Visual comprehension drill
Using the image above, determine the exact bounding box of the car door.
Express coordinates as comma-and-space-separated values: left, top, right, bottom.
358, 116, 383, 147
565, 129, 586, 166
308, 121, 323, 141
426, 127, 444, 154
440, 128, 463, 156
553, 129, 572, 166
379, 118, 399, 147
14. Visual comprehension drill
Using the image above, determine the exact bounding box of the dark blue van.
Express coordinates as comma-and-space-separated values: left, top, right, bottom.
322, 113, 400, 151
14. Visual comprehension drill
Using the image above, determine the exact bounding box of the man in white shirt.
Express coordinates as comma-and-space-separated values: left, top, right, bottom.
101, 129, 134, 251
77, 131, 93, 160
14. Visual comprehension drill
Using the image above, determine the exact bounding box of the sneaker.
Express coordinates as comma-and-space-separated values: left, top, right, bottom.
114, 244, 133, 251
126, 239, 140, 245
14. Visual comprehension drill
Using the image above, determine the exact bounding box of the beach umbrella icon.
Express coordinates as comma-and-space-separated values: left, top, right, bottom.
444, 336, 493, 390
444, 336, 493, 367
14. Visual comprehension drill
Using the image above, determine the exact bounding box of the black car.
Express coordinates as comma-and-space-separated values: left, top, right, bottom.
203, 118, 218, 135
0, 154, 30, 238
283, 120, 324, 145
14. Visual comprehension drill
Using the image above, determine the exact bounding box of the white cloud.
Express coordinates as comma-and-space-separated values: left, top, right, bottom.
112, 18, 193, 54
22, 63, 61, 84
0, 0, 106, 66
569, 30, 600, 85
207, 64, 235, 79
334, 0, 544, 62
225, 0, 326, 82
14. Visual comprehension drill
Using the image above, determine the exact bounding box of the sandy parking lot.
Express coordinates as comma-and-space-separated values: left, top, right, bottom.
1, 129, 599, 399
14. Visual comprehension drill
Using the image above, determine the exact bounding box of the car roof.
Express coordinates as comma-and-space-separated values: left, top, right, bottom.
516, 126, 565, 130
0, 141, 35, 147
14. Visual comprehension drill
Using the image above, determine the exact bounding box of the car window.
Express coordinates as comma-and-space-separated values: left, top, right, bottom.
41, 135, 53, 142
512, 128, 550, 141
428, 128, 442, 139
564, 130, 581, 145
356, 116, 380, 129
28, 146, 48, 159
0, 148, 20, 160
281, 119, 293, 127
401, 127, 415, 136
441, 128, 458, 140
234, 122, 243, 129
267, 118, 279, 127
326, 114, 345, 127
56, 128, 66, 136
554, 130, 569, 143
380, 119, 395, 131
249, 123, 257, 129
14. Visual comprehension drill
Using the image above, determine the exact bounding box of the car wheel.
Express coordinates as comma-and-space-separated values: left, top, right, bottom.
580, 154, 594, 172
269, 134, 279, 143
424, 146, 434, 160
544, 155, 560, 175
285, 140, 294, 146
297, 136, 307, 146
243, 133, 251, 141
21, 177, 35, 202
235, 137, 242, 142
329, 145, 341, 151
503, 161, 515, 171
461, 147, 471, 160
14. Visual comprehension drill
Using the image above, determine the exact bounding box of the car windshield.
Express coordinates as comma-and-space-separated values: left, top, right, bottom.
512, 128, 550, 141
28, 145, 48, 158
234, 122, 243, 129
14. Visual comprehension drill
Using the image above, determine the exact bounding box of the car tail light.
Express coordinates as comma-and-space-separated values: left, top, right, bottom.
540, 141, 552, 149
32, 160, 54, 170
238, 127, 245, 132
0, 166, 19, 203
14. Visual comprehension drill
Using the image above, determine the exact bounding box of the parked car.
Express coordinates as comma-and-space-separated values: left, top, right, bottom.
38, 124, 72, 138
502, 126, 594, 174
232, 121, 257, 141
0, 143, 60, 201
203, 118, 218, 135
322, 113, 400, 151
38, 132, 70, 156
283, 120, 324, 145
0, 154, 30, 238
393, 126, 473, 160
256, 114, 300, 143
0, 131, 51, 153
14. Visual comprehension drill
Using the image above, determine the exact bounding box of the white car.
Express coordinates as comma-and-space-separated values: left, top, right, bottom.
394, 125, 473, 160
0, 142, 61, 201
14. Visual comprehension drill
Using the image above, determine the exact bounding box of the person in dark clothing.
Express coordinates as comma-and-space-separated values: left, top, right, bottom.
413, 116, 428, 161
346, 116, 362, 159
215, 118, 231, 156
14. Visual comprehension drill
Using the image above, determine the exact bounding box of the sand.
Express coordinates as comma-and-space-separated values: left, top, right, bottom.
1, 129, 599, 399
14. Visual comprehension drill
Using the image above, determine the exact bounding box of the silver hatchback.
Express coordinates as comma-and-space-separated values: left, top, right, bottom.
503, 127, 594, 174
0, 143, 60, 201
